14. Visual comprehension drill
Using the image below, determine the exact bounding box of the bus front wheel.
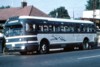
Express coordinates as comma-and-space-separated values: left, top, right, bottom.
39, 42, 49, 54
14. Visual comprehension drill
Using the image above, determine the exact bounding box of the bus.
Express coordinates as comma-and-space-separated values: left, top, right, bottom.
4, 16, 97, 54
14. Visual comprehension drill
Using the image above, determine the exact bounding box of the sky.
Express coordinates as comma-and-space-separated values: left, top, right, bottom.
0, 0, 88, 18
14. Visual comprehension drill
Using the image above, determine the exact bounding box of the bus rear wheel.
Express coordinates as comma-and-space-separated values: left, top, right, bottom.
82, 40, 91, 50
39, 42, 49, 54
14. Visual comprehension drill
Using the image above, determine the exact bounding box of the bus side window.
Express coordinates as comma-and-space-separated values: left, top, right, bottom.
61, 26, 64, 32
55, 25, 60, 32
80, 24, 83, 32
83, 27, 87, 32
33, 24, 36, 30
65, 26, 71, 32
26, 23, 30, 31
89, 25, 95, 33
92, 25, 96, 32
29, 24, 33, 31
43, 25, 48, 32
26, 23, 36, 32
87, 27, 90, 32
38, 25, 43, 32
53, 26, 55, 32
65, 26, 69, 32
70, 27, 74, 32
76, 25, 81, 32
49, 25, 53, 32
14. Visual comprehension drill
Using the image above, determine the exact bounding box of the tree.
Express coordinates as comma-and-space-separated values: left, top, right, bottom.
86, 0, 100, 10
0, 5, 10, 9
49, 6, 70, 19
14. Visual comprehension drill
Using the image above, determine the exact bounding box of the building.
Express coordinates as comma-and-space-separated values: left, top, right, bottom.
0, 1, 49, 32
82, 10, 100, 28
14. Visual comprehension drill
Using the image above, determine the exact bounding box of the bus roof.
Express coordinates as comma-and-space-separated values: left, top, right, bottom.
19, 16, 94, 24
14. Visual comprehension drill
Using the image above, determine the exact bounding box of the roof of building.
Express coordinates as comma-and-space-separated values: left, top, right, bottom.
0, 6, 49, 21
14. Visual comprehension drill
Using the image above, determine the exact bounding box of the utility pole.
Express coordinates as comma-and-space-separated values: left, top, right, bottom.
99, 0, 100, 17
73, 9, 75, 20
93, 0, 96, 22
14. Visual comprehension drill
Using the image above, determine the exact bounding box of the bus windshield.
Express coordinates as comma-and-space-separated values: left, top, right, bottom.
5, 25, 23, 37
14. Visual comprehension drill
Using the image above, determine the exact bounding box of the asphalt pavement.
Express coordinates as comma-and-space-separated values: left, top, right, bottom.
0, 48, 100, 67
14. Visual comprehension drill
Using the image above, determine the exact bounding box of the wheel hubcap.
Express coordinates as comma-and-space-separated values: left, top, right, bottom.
83, 42, 91, 49
86, 43, 89, 48
42, 44, 46, 51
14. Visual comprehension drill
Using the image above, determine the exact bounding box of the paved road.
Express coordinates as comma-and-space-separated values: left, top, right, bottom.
0, 49, 100, 67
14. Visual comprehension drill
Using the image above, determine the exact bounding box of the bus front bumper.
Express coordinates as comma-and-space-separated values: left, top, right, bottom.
5, 43, 39, 52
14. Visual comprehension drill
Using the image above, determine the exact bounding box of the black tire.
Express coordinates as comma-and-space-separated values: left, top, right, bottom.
82, 40, 91, 50
39, 42, 49, 54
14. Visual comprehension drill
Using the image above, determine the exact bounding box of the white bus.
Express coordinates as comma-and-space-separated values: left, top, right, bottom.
4, 16, 97, 54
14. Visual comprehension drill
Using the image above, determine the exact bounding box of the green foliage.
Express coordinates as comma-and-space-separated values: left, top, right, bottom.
0, 5, 10, 9
49, 6, 70, 19
86, 0, 100, 10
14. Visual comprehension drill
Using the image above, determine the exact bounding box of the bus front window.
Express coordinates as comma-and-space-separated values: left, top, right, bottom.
5, 25, 23, 37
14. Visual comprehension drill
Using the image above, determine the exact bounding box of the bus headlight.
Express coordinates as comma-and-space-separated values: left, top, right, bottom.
21, 46, 25, 50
